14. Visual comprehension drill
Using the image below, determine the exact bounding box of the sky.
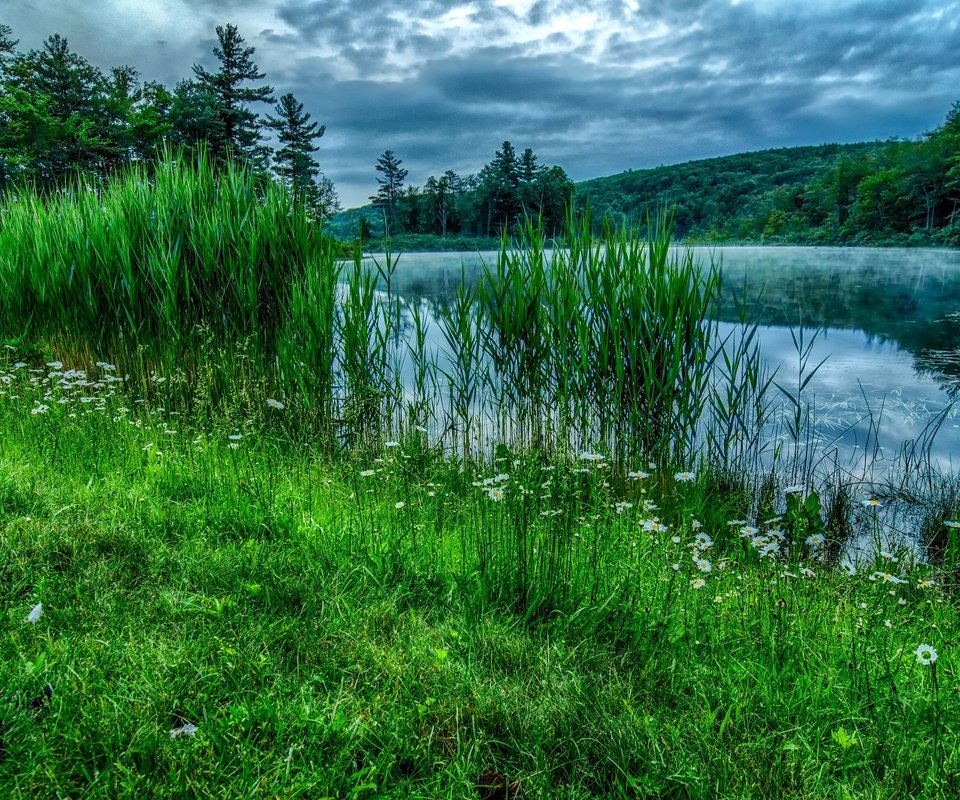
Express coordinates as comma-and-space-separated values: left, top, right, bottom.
5, 0, 960, 208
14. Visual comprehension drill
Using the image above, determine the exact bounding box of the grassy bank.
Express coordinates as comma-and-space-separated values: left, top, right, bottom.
1, 155, 958, 797
1, 362, 958, 798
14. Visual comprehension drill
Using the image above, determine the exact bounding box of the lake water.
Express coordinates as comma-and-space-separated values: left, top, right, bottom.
363, 246, 960, 478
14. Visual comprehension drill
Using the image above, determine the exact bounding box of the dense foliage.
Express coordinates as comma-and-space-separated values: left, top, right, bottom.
0, 22, 340, 219
578, 104, 960, 245
357, 140, 575, 240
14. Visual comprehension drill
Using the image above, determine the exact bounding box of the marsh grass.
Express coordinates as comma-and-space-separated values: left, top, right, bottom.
0, 156, 958, 797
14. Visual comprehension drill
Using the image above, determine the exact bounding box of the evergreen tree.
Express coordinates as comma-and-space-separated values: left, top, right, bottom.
192, 24, 273, 167
370, 149, 408, 236
0, 24, 19, 190
424, 170, 461, 236
1, 34, 108, 186
0, 23, 16, 70
264, 92, 325, 207
167, 79, 220, 151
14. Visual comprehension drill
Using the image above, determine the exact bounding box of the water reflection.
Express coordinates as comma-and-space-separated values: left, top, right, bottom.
361, 246, 960, 473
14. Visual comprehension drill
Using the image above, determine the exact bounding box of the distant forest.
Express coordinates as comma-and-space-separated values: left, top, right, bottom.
576, 104, 960, 246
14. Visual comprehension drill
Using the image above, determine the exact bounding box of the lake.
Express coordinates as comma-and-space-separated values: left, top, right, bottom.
363, 246, 960, 478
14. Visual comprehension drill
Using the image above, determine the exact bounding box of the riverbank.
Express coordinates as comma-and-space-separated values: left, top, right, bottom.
2, 374, 957, 798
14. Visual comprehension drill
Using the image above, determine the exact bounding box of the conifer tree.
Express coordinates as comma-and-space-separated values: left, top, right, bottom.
264, 92, 325, 207
192, 24, 273, 167
370, 149, 408, 235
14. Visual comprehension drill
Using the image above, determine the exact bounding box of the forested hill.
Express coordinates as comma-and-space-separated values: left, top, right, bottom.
576, 107, 960, 246
576, 143, 881, 241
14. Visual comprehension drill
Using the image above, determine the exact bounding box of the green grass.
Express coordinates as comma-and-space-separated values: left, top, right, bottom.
0, 155, 958, 797
1, 362, 958, 799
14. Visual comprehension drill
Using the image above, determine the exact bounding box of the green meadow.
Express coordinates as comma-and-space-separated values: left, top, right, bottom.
1, 155, 958, 798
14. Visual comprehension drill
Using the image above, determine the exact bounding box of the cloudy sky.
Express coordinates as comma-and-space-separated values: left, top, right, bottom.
5, 0, 960, 207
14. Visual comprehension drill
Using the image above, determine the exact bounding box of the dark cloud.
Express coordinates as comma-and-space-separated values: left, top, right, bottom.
4, 0, 960, 206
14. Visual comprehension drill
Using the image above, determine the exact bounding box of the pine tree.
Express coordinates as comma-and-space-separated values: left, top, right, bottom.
1, 34, 108, 185
370, 150, 408, 236
264, 92, 325, 206
0, 24, 18, 191
192, 24, 273, 167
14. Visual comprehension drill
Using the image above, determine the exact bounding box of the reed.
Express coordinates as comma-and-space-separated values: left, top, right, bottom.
0, 150, 776, 474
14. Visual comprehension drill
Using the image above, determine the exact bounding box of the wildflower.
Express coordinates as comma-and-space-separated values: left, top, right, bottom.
879, 550, 898, 562
691, 519, 703, 530
642, 518, 667, 533
805, 533, 825, 547
694, 533, 713, 550
918, 578, 935, 589
898, 597, 907, 606
841, 561, 857, 576
266, 398, 285, 410
31, 404, 50, 415
169, 722, 198, 739
759, 541, 781, 558
874, 572, 906, 585
884, 620, 892, 629
671, 535, 682, 544
27, 603, 43, 623
714, 595, 723, 604
628, 470, 650, 480
643, 500, 658, 511
359, 469, 375, 477
862, 498, 881, 508
695, 558, 713, 573
674, 471, 696, 482
739, 525, 759, 538
915, 644, 938, 666
395, 501, 406, 509
800, 567, 816, 578
488, 487, 504, 502
228, 434, 242, 441
691, 578, 706, 589
672, 563, 681, 571
46, 361, 63, 370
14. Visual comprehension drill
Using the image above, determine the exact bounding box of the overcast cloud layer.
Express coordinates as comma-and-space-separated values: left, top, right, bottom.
5, 0, 960, 207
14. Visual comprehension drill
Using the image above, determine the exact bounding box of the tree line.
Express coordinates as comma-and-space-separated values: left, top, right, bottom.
0, 20, 574, 241
577, 103, 960, 246
0, 22, 340, 219
366, 140, 574, 239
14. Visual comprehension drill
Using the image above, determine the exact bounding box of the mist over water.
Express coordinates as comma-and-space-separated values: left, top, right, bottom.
362, 246, 960, 476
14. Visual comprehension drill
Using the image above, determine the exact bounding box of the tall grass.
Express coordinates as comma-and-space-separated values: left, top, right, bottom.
0, 153, 754, 469
0, 148, 328, 345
